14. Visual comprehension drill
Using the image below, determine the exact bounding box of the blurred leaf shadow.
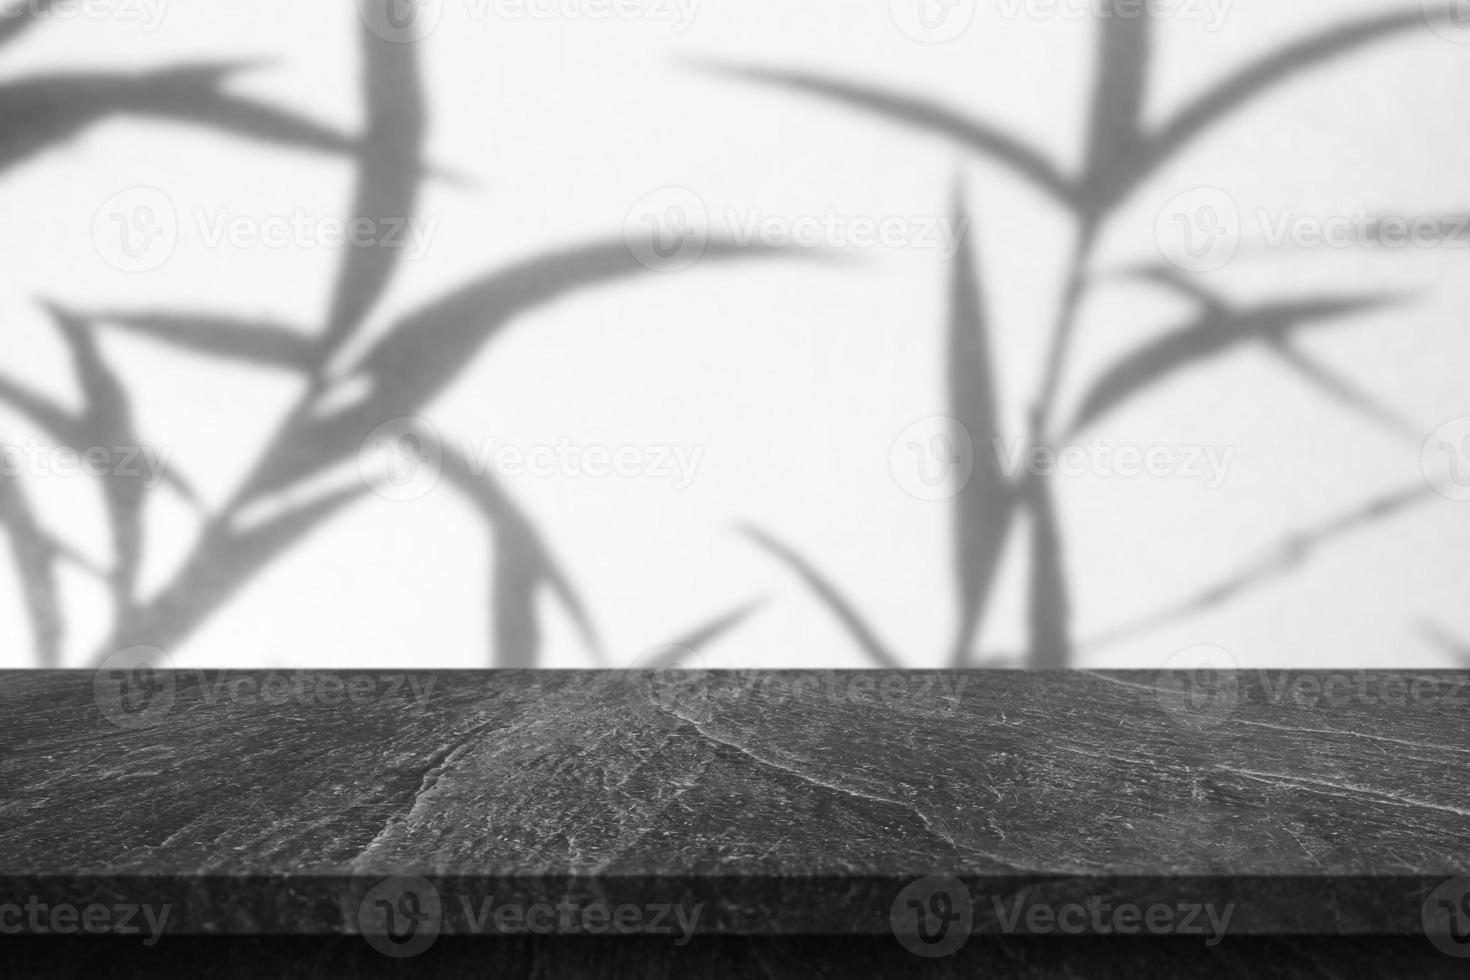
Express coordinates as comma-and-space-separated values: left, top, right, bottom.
716, 3, 1452, 667
0, 16, 786, 668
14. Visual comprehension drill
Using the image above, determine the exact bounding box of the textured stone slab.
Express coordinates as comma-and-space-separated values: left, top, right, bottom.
1, 669, 1468, 950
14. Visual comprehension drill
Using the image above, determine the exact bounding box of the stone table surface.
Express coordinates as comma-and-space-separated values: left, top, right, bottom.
2, 668, 1468, 944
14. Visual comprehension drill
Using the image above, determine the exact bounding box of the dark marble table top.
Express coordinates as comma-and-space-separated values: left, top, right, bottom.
2, 668, 1468, 949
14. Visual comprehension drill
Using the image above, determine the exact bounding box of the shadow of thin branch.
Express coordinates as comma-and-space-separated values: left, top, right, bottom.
1084, 483, 1436, 651
740, 524, 903, 670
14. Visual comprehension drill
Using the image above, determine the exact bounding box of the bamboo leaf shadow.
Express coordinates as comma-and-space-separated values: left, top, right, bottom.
1138, 12, 1435, 185
697, 63, 1076, 209
1114, 266, 1422, 440
0, 62, 361, 177
1078, 5, 1150, 212
0, 0, 53, 49
438, 440, 600, 668
108, 485, 369, 653
239, 240, 783, 503
946, 185, 1014, 667
321, 19, 426, 359
1023, 461, 1070, 671
41, 302, 148, 603
2, 303, 192, 608
740, 524, 903, 670
644, 600, 766, 667
0, 468, 64, 667
89, 311, 319, 371
1067, 294, 1404, 434
1420, 621, 1470, 669
711, 10, 1441, 219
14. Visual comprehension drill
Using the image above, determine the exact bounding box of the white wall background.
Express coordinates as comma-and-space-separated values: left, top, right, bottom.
2, 0, 1469, 671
